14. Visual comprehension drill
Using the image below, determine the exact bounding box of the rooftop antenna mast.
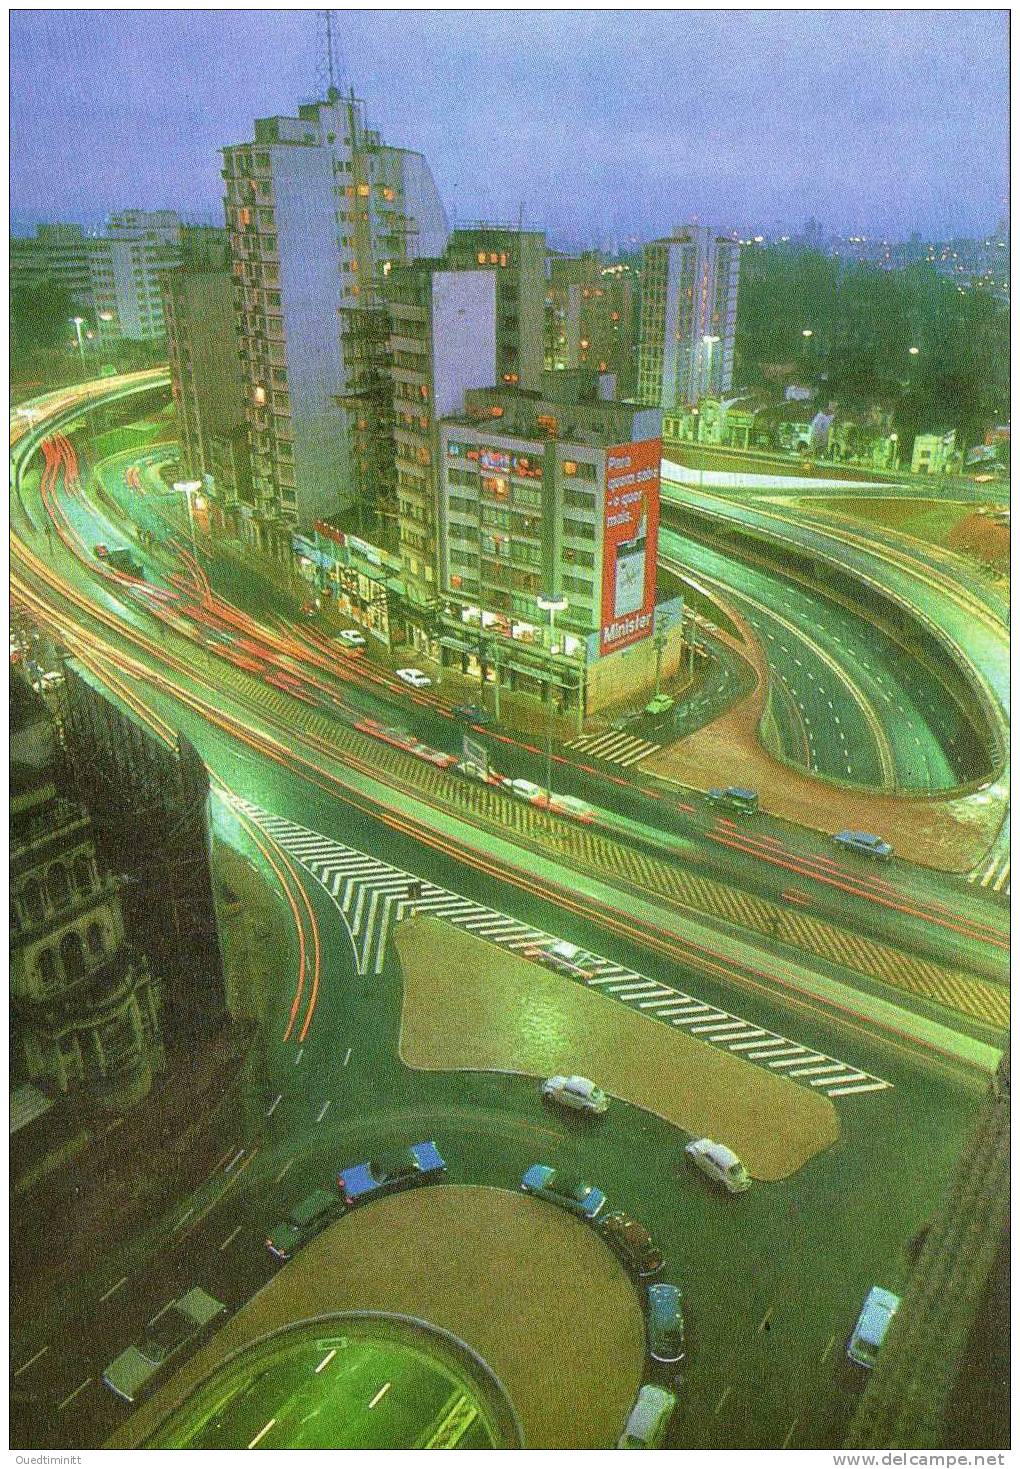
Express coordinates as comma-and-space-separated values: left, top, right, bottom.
316, 9, 346, 101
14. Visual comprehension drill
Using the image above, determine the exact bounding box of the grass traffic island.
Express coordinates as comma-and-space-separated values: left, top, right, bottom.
395, 916, 838, 1182
106, 1185, 645, 1451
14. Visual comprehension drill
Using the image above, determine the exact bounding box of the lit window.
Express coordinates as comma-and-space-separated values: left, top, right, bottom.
357, 183, 370, 198
499, 253, 507, 267
489, 252, 499, 265
253, 386, 266, 405
383, 186, 395, 201
563, 461, 577, 476
477, 251, 486, 265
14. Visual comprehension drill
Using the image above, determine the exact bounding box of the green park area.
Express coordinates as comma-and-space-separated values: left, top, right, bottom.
394, 916, 839, 1180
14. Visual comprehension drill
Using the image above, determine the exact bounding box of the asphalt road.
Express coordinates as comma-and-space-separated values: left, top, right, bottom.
8, 381, 1007, 1451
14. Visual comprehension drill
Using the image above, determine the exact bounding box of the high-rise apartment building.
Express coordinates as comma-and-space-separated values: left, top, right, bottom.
444, 228, 547, 392
386, 260, 497, 602
221, 88, 448, 554
90, 210, 183, 344
10, 223, 94, 310
545, 251, 639, 397
162, 259, 252, 524
637, 225, 741, 408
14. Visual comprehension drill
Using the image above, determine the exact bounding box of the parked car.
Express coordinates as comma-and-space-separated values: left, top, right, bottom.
338, 1141, 446, 1206
707, 786, 759, 815
102, 1288, 226, 1403
847, 1286, 900, 1368
520, 1164, 606, 1219
395, 667, 433, 689
617, 1384, 677, 1449
833, 830, 893, 861
601, 1212, 665, 1278
452, 703, 491, 726
541, 1075, 609, 1115
266, 1189, 346, 1262
684, 1138, 751, 1195
647, 1283, 686, 1365
522, 938, 600, 980
336, 628, 367, 648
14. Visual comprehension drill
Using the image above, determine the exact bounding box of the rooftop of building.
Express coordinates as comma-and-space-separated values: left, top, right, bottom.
448, 382, 660, 445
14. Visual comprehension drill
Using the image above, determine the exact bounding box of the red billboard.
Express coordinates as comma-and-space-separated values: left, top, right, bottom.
600, 439, 660, 656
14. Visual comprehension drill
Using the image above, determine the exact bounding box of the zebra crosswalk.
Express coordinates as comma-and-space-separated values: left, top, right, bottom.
968, 852, 1010, 898
564, 729, 662, 767
234, 798, 892, 1102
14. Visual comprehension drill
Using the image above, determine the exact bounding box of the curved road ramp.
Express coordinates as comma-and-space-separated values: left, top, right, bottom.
395, 917, 839, 1180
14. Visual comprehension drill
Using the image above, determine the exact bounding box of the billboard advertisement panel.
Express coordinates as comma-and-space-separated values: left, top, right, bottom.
599, 438, 661, 656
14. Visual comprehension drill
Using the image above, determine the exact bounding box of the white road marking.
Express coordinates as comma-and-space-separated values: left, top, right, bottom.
14, 1345, 49, 1378
266, 1094, 282, 1118
783, 1418, 798, 1448
369, 1381, 392, 1409
343, 1047, 352, 1067
224, 1148, 246, 1173
274, 1158, 295, 1185
316, 1348, 338, 1374
294, 1046, 304, 1066
58, 1378, 93, 1411
714, 1385, 732, 1415
99, 1275, 128, 1304
248, 1419, 277, 1448
316, 1099, 332, 1123
220, 1224, 243, 1251
821, 1332, 836, 1364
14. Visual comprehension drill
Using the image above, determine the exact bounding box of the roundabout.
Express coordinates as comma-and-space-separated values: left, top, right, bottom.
106, 1184, 647, 1450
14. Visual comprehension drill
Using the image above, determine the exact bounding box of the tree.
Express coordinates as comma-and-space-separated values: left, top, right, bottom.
10, 277, 75, 361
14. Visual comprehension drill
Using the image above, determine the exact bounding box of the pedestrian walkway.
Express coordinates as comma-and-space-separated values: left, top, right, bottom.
564, 729, 662, 767
233, 799, 892, 1102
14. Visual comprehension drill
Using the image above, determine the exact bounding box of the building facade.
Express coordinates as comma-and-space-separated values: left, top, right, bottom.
90, 210, 183, 344
545, 252, 639, 397
445, 228, 547, 392
386, 260, 497, 603
433, 383, 676, 717
10, 674, 163, 1112
221, 88, 448, 553
162, 263, 252, 521
637, 225, 741, 408
10, 222, 94, 310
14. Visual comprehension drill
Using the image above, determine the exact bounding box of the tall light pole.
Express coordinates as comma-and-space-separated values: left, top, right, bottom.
702, 333, 720, 401
70, 316, 87, 368
173, 479, 204, 567
536, 593, 568, 809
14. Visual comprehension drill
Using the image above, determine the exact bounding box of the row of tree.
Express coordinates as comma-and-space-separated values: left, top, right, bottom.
734, 249, 1010, 449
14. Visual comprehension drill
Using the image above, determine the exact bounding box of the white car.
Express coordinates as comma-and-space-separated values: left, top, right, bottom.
395, 667, 433, 689
549, 793, 596, 824
542, 1075, 609, 1115
336, 628, 367, 648
685, 1137, 751, 1194
503, 777, 545, 803
617, 1385, 677, 1449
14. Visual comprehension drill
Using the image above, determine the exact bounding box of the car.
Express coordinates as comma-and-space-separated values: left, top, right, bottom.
266, 1189, 346, 1262
617, 1384, 677, 1449
502, 776, 545, 803
93, 543, 109, 559
644, 693, 675, 717
522, 938, 601, 980
453, 703, 491, 726
684, 1137, 751, 1194
336, 628, 367, 648
455, 758, 502, 786
601, 1212, 665, 1278
338, 1141, 446, 1206
707, 785, 759, 815
395, 667, 433, 689
833, 830, 894, 861
548, 793, 596, 824
847, 1286, 901, 1368
520, 1164, 606, 1219
541, 1075, 609, 1115
102, 1287, 226, 1403
647, 1283, 686, 1365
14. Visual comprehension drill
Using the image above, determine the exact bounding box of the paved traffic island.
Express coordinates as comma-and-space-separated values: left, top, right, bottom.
395, 917, 838, 1181
105, 1185, 645, 1450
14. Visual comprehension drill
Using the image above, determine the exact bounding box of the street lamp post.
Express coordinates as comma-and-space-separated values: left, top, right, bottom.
536, 593, 568, 809
173, 479, 204, 567
702, 334, 720, 401
70, 316, 87, 368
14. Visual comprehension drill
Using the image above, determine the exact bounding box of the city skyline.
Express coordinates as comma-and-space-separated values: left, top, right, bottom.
10, 8, 1009, 244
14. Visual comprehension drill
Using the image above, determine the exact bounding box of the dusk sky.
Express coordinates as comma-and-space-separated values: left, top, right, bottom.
10, 8, 1009, 245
